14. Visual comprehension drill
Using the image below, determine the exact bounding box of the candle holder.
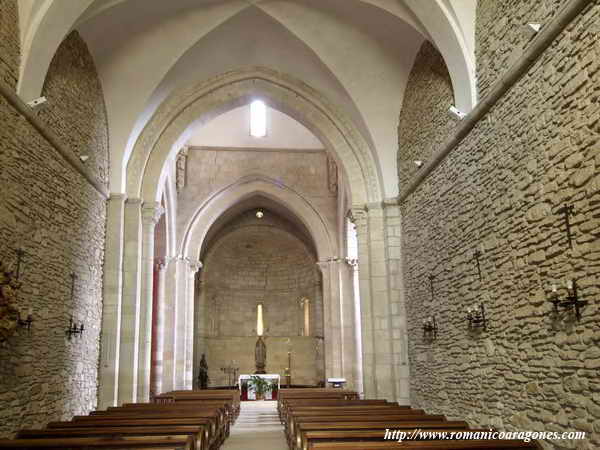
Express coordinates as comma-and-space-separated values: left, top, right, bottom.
220, 363, 239, 387
422, 316, 437, 341
467, 303, 487, 330
65, 273, 84, 340
548, 279, 587, 321
17, 310, 34, 332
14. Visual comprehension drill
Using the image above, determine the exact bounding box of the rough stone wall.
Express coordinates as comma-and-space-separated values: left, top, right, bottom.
37, 31, 109, 185
0, 0, 19, 89
199, 220, 324, 386
476, 0, 571, 98
397, 42, 456, 193
401, 3, 599, 450
0, 32, 108, 437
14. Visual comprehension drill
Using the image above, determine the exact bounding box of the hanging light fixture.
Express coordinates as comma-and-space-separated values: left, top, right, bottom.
256, 209, 264, 219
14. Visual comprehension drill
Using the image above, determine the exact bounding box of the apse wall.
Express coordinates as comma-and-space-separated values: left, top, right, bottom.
0, 32, 107, 437
196, 217, 324, 387
400, 3, 599, 449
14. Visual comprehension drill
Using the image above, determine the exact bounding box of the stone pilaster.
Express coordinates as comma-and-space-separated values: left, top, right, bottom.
117, 198, 143, 404
98, 193, 126, 409
137, 202, 164, 402
384, 203, 410, 404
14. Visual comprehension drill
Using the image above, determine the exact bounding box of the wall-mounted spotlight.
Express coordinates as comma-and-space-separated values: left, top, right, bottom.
467, 303, 487, 330
26, 96, 47, 108
422, 316, 438, 341
449, 105, 466, 120
414, 160, 424, 168
526, 23, 542, 33
549, 280, 588, 321
79, 155, 89, 163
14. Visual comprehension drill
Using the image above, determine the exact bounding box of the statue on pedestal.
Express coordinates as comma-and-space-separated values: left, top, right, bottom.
255, 336, 267, 374
198, 353, 209, 389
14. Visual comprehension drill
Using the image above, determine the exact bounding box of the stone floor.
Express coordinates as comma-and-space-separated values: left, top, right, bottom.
222, 401, 288, 450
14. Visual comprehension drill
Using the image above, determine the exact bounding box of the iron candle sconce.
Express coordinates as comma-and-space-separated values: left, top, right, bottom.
66, 315, 84, 339
65, 273, 85, 340
422, 316, 438, 340
467, 303, 487, 330
549, 279, 587, 321
17, 309, 34, 332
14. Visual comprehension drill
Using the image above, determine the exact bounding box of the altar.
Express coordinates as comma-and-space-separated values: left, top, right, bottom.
239, 374, 280, 401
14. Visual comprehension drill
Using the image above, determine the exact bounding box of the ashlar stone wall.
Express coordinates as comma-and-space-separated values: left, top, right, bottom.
400, 3, 599, 449
0, 31, 108, 437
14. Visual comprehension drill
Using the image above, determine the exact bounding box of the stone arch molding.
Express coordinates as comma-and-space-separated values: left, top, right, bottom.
126, 67, 382, 206
181, 175, 336, 262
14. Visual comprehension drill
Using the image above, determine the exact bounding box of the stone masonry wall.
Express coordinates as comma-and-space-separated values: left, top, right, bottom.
400, 3, 599, 449
0, 32, 108, 437
37, 32, 110, 185
0, 0, 19, 90
476, 0, 570, 98
397, 42, 456, 193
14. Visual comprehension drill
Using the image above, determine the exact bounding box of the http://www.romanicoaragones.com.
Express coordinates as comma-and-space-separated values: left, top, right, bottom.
383, 428, 587, 443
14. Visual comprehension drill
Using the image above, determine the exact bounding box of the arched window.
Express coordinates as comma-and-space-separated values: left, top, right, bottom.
299, 298, 310, 336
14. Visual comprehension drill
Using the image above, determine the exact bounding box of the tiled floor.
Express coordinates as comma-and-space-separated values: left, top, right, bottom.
222, 401, 288, 450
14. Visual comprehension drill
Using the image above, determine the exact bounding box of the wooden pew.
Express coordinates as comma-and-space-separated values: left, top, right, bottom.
156, 390, 240, 418
292, 421, 470, 450
301, 429, 494, 450
17, 426, 207, 450
280, 399, 393, 422
0, 436, 194, 449
308, 441, 541, 449
47, 418, 219, 450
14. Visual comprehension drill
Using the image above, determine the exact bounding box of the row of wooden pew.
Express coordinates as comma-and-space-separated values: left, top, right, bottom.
0, 389, 240, 450
277, 388, 542, 450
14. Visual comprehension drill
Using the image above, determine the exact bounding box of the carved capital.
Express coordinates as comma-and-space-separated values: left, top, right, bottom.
349, 206, 368, 231
188, 260, 203, 274
141, 202, 165, 227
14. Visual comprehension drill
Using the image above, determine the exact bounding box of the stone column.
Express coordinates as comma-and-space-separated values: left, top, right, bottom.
352, 207, 376, 398
137, 202, 165, 402
340, 258, 360, 392
98, 193, 126, 409
160, 258, 178, 392
317, 260, 343, 380
118, 198, 143, 404
186, 261, 202, 388
152, 260, 167, 397
173, 257, 190, 389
